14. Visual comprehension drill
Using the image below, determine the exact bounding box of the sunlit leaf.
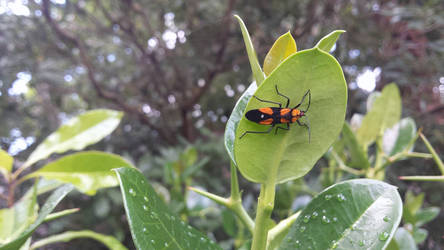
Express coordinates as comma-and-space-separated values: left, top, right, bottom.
115, 167, 221, 250
263, 32, 297, 76
224, 82, 257, 166
27, 151, 134, 195
0, 149, 13, 179
383, 118, 416, 156
315, 30, 346, 52
29, 230, 127, 250
0, 185, 73, 250
0, 185, 38, 244
24, 109, 123, 168
356, 83, 401, 148
280, 179, 402, 250
234, 15, 265, 86
235, 48, 347, 183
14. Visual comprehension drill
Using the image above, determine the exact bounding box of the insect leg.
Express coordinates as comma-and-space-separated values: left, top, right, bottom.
297, 119, 311, 143
275, 85, 290, 108
253, 95, 282, 108
239, 124, 275, 139
294, 90, 311, 111
275, 123, 290, 135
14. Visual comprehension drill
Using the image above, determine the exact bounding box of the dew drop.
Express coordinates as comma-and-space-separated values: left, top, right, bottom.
164, 242, 169, 247
143, 205, 148, 211
129, 188, 136, 196
336, 193, 346, 202
303, 215, 311, 223
333, 217, 338, 222
322, 209, 326, 214
150, 239, 155, 244
332, 240, 338, 249
312, 211, 319, 219
359, 240, 364, 246
299, 226, 306, 232
379, 231, 389, 241
200, 237, 205, 242
321, 215, 330, 224
144, 196, 149, 202
383, 216, 390, 222
325, 194, 332, 200
142, 227, 147, 233
295, 240, 301, 247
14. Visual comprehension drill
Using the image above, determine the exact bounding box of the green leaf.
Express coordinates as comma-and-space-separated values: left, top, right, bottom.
280, 179, 402, 250
0, 186, 38, 244
43, 208, 79, 223
412, 228, 427, 244
234, 15, 265, 86
224, 82, 257, 166
383, 117, 416, 156
341, 122, 369, 169
415, 207, 440, 227
24, 109, 123, 168
29, 230, 127, 250
0, 185, 73, 250
115, 167, 221, 250
27, 151, 134, 195
0, 149, 13, 179
222, 209, 237, 237
263, 32, 297, 76
235, 48, 347, 184
356, 83, 401, 148
315, 30, 346, 52
387, 227, 417, 250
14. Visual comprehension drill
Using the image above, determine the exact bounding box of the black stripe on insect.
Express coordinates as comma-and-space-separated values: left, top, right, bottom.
239, 85, 311, 143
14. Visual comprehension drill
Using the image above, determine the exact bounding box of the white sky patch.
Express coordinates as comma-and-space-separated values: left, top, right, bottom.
8, 72, 31, 96
356, 67, 381, 92
162, 30, 177, 49
0, 0, 30, 16
147, 37, 158, 48
8, 136, 35, 156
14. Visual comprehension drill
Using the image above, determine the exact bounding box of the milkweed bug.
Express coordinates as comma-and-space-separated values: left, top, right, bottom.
239, 85, 311, 142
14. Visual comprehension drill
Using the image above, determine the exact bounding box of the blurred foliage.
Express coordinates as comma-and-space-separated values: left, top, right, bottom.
0, 0, 443, 249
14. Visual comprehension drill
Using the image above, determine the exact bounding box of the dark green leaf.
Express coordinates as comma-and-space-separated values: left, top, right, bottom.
0, 185, 73, 250
222, 209, 237, 237
224, 82, 257, 166
235, 48, 347, 183
115, 167, 221, 250
280, 179, 402, 250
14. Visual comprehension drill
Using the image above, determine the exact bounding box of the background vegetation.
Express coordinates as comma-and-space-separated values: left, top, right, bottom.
0, 0, 443, 249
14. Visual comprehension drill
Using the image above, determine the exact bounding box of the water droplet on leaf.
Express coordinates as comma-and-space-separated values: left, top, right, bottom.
303, 215, 311, 223
312, 211, 319, 218
383, 216, 390, 222
325, 194, 332, 200
379, 231, 389, 241
299, 226, 306, 232
336, 193, 346, 202
129, 188, 136, 196
321, 215, 330, 224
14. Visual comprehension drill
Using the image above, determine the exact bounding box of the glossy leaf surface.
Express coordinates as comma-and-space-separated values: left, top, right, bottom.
28, 151, 133, 195
383, 117, 416, 156
24, 109, 123, 168
356, 84, 401, 148
315, 30, 346, 52
280, 179, 402, 250
0, 185, 73, 250
115, 167, 221, 250
234, 15, 265, 86
235, 48, 347, 183
263, 32, 297, 76
224, 82, 257, 165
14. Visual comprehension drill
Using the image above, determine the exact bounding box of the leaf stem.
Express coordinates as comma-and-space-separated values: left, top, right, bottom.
399, 176, 444, 182
419, 132, 444, 175
330, 150, 364, 176
267, 211, 301, 249
251, 182, 276, 250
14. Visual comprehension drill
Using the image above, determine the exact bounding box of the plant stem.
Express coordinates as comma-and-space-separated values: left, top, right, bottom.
251, 182, 276, 250
419, 132, 444, 175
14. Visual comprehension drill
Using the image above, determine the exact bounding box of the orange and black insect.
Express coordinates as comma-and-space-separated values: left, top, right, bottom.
239, 85, 311, 142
